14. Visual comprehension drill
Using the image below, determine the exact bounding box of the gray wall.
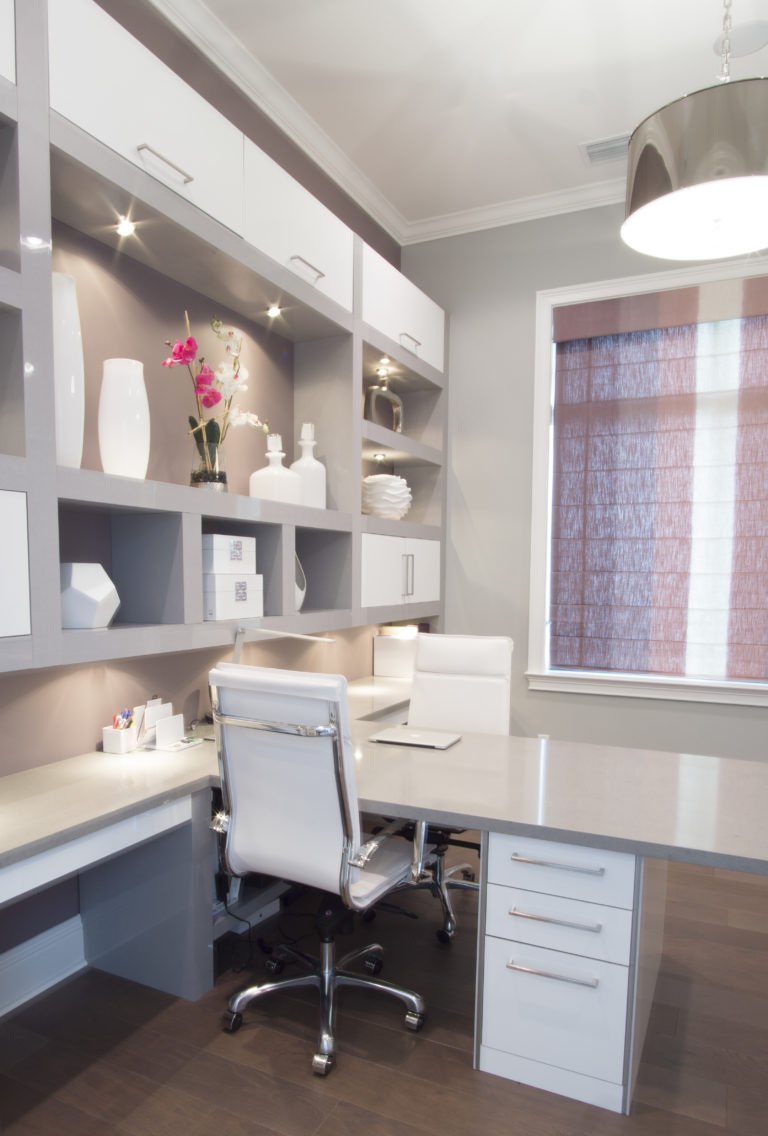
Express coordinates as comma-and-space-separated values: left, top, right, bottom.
403, 203, 768, 761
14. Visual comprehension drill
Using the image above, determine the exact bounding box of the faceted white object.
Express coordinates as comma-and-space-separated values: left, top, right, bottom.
362, 474, 412, 520
60, 562, 120, 629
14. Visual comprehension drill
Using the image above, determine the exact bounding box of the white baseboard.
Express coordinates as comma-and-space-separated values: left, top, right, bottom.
0, 915, 86, 1018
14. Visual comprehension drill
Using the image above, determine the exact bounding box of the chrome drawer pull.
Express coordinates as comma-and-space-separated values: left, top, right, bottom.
136, 143, 194, 184
506, 960, 599, 988
509, 853, 605, 877
508, 906, 602, 934
289, 254, 326, 284
399, 331, 422, 354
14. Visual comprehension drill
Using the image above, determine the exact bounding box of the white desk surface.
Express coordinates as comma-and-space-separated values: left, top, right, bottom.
3, 675, 768, 875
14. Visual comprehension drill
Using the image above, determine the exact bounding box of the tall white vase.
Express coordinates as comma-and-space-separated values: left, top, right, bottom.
51, 272, 85, 468
98, 358, 150, 478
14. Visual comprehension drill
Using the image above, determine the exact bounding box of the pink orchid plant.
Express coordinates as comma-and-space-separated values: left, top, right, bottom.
162, 312, 267, 481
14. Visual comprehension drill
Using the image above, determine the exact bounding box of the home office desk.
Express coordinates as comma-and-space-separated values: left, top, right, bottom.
3, 681, 768, 1114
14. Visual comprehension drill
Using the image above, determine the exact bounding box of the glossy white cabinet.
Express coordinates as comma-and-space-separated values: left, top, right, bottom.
479, 832, 639, 1113
361, 244, 445, 372
47, 0, 244, 234
0, 491, 31, 637
0, 0, 14, 84
361, 532, 440, 608
243, 140, 354, 310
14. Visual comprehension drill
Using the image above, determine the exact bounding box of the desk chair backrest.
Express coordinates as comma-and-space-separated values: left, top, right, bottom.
209, 663, 362, 899
407, 633, 513, 736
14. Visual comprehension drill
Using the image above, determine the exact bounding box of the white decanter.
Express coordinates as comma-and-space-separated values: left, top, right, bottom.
290, 423, 326, 508
249, 433, 302, 503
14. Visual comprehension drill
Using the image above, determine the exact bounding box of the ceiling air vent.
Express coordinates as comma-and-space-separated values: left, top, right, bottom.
580, 134, 630, 166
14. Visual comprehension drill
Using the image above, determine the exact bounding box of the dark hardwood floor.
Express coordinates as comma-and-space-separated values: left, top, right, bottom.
2, 850, 768, 1135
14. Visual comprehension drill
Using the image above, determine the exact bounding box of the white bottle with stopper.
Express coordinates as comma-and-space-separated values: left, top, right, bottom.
249, 433, 302, 503
290, 422, 326, 508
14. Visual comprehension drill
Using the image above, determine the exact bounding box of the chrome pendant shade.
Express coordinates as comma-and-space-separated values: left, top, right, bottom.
621, 77, 768, 260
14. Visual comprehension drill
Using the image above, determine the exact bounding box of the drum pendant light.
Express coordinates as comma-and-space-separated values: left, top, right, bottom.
621, 1, 768, 261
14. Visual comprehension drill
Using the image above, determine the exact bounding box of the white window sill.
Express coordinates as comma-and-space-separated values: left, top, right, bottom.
525, 670, 768, 708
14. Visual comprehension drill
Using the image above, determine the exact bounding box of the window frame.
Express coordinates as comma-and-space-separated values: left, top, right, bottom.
527, 255, 768, 708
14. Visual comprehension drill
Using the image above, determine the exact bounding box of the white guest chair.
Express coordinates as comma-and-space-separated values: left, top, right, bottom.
209, 662, 426, 1075
404, 632, 513, 942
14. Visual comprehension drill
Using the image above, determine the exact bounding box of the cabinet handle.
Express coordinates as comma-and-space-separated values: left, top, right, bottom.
136, 143, 194, 185
406, 553, 415, 596
289, 254, 326, 284
505, 960, 599, 988
399, 331, 422, 354
509, 853, 605, 877
508, 906, 603, 934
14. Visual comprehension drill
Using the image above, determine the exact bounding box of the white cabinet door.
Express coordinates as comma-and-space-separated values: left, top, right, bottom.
361, 533, 440, 608
48, 0, 244, 235
406, 537, 441, 604
0, 0, 14, 84
361, 243, 445, 372
0, 491, 30, 637
243, 140, 353, 310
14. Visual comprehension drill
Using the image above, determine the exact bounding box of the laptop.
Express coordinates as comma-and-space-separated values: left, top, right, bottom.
368, 725, 461, 750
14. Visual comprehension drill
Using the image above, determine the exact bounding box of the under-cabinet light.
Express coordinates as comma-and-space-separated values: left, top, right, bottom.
21, 235, 52, 251
373, 452, 387, 463
267, 304, 281, 319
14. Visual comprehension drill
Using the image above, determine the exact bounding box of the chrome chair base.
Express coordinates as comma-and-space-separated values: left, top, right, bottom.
223, 936, 425, 1074
401, 852, 480, 943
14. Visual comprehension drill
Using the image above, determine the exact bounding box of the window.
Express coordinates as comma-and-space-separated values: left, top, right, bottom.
528, 263, 768, 706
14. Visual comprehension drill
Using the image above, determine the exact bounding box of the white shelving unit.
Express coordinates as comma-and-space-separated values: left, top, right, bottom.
0, 0, 448, 675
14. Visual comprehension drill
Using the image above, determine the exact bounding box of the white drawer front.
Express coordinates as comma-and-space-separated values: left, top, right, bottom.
486, 882, 633, 965
361, 243, 445, 372
49, 0, 244, 234
488, 832, 636, 909
0, 0, 14, 84
482, 936, 629, 1083
243, 140, 353, 310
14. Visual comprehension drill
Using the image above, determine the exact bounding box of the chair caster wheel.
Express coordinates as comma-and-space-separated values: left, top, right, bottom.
363, 955, 383, 975
265, 956, 285, 974
436, 927, 454, 944
461, 869, 476, 881
405, 1011, 425, 1032
222, 1011, 242, 1033
362, 909, 376, 923
312, 1052, 335, 1076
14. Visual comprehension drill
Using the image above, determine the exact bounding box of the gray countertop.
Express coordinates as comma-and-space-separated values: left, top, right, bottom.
3, 676, 768, 875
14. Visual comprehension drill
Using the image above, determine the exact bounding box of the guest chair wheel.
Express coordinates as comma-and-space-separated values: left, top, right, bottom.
265, 956, 285, 974
362, 908, 376, 923
461, 869, 476, 881
222, 1011, 242, 1033
363, 954, 383, 975
435, 927, 454, 945
404, 1011, 425, 1032
312, 1052, 335, 1076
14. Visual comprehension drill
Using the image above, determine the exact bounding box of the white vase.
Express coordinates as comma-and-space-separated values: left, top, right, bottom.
98, 358, 150, 479
295, 553, 307, 611
290, 423, 326, 508
249, 434, 302, 503
51, 272, 85, 468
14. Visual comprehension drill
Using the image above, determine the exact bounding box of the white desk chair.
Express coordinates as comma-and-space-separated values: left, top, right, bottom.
404, 632, 513, 942
209, 662, 426, 1075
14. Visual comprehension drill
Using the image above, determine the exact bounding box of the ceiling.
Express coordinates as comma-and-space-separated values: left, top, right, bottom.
147, 0, 768, 246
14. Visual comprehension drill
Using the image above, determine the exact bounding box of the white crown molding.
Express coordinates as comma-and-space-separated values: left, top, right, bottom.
398, 178, 628, 246
145, 0, 628, 248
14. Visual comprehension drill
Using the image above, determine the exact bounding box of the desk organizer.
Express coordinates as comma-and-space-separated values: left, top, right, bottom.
102, 724, 138, 753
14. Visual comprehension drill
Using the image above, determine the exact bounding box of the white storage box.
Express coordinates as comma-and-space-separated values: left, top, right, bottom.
203, 573, 263, 620
202, 534, 256, 575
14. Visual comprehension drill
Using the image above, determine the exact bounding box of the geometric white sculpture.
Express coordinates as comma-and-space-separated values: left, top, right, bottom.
60, 562, 120, 629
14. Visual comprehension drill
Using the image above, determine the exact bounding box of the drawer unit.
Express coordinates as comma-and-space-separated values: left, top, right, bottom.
485, 882, 633, 965
487, 831, 636, 908
482, 935, 629, 1084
